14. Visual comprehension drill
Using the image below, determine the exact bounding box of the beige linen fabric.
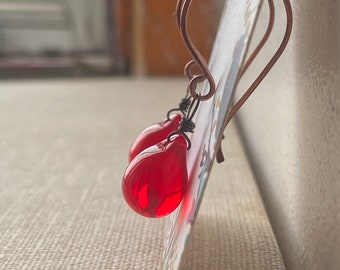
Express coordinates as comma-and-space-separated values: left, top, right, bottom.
0, 78, 284, 269
180, 123, 285, 270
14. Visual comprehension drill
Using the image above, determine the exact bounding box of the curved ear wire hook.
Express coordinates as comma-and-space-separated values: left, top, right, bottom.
226, 0, 292, 125
176, 0, 216, 101
216, 0, 293, 163
216, 0, 274, 163
176, 0, 274, 102
167, 96, 201, 150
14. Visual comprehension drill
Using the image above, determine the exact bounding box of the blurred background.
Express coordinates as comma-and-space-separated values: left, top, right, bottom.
0, 0, 224, 78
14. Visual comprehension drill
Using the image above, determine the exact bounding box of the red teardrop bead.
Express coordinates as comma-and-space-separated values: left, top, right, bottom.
128, 114, 182, 161
122, 135, 188, 218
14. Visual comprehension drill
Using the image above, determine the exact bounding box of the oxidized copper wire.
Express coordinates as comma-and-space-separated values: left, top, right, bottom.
176, 0, 276, 104
218, 0, 293, 163
225, 0, 292, 124
176, 0, 293, 162
216, 0, 275, 163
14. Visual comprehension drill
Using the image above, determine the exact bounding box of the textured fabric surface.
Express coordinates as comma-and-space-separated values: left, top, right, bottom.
0, 78, 284, 269
180, 123, 285, 270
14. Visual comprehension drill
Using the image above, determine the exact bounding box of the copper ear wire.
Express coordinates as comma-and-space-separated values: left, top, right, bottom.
176, 0, 292, 162
226, 0, 292, 125
217, 0, 293, 163
215, 0, 275, 163
176, 0, 274, 102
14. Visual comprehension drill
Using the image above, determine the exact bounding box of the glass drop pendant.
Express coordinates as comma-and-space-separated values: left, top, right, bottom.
122, 135, 188, 218
129, 114, 182, 161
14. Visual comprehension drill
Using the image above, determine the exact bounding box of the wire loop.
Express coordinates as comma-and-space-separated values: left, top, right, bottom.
166, 96, 192, 120
167, 96, 201, 149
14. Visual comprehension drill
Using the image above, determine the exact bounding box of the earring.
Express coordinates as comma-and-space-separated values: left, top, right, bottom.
123, 98, 200, 217
122, 0, 215, 218
123, 134, 189, 217
121, 0, 293, 217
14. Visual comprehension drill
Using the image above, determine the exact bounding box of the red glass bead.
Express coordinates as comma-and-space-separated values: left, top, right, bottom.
128, 114, 182, 161
122, 135, 188, 218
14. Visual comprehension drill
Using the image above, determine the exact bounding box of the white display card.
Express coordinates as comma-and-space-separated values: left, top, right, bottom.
163, 0, 263, 269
